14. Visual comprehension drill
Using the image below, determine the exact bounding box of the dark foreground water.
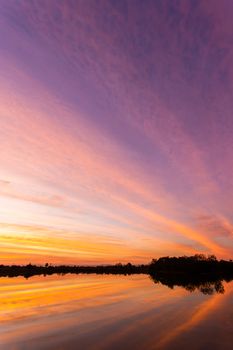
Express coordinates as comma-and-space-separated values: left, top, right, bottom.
0, 274, 232, 350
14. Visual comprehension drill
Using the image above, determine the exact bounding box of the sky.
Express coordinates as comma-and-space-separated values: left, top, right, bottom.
0, 0, 232, 264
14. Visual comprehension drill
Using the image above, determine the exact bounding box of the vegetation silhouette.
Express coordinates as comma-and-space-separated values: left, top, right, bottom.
149, 254, 232, 294
0, 254, 232, 294
150, 271, 226, 295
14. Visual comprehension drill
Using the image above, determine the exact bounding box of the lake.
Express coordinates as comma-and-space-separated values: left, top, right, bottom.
0, 274, 232, 349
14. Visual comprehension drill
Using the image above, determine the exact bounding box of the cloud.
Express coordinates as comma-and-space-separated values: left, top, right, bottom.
0, 0, 232, 262
195, 214, 233, 239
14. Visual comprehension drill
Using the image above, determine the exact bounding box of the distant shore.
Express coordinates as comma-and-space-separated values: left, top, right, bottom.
1, 255, 233, 295
0, 254, 232, 278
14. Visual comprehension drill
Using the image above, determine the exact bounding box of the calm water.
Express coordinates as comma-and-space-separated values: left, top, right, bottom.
0, 274, 232, 350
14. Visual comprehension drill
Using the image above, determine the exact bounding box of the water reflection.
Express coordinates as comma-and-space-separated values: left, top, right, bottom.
0, 275, 232, 350
150, 274, 227, 295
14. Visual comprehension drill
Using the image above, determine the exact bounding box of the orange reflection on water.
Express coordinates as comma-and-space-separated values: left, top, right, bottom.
155, 282, 233, 349
0, 275, 232, 350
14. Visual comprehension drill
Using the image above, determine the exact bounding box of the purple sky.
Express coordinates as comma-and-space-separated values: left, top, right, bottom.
0, 0, 232, 263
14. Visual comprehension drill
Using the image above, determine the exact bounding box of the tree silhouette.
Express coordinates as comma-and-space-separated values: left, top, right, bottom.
0, 254, 232, 295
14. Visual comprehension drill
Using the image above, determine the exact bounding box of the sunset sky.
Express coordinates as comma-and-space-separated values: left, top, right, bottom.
0, 0, 232, 264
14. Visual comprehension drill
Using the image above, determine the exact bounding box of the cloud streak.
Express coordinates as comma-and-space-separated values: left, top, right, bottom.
0, 0, 232, 263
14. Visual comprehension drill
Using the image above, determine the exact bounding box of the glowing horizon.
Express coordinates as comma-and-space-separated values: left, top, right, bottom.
0, 1, 233, 264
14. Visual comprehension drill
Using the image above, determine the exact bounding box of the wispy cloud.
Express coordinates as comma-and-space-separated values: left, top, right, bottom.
0, 0, 232, 263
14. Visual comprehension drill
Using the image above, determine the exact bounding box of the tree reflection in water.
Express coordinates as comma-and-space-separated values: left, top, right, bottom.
150, 273, 227, 295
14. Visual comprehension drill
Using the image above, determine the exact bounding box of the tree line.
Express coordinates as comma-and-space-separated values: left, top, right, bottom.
0, 254, 232, 295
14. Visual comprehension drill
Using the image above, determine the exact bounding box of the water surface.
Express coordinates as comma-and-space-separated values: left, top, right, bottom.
0, 274, 232, 349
